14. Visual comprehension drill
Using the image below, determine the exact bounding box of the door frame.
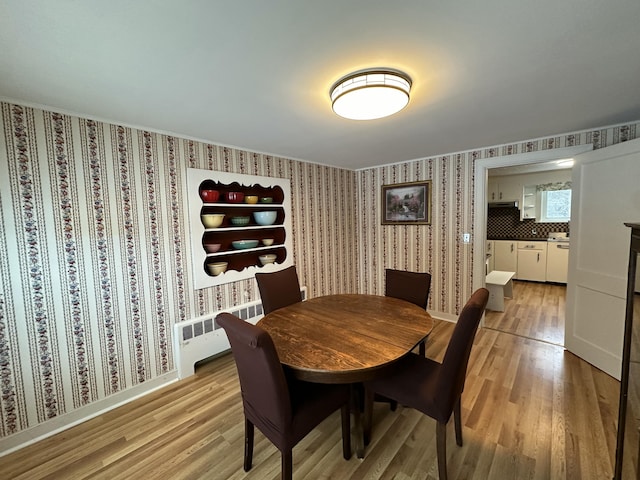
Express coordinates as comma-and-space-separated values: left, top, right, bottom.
472, 145, 594, 323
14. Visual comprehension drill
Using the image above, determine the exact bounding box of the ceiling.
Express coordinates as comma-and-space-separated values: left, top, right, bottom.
1, 1, 639, 170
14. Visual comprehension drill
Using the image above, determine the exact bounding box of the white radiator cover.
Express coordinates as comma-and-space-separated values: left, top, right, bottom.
174, 287, 306, 378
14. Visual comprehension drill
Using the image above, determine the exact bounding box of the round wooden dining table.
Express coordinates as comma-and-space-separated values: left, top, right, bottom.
258, 293, 433, 383
258, 293, 433, 457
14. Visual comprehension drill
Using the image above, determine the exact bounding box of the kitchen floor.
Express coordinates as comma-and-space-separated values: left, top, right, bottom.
484, 280, 565, 346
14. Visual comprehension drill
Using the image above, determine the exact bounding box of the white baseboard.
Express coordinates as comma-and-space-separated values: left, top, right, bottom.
0, 371, 178, 457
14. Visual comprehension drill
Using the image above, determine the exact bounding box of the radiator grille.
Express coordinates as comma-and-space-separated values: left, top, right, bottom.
174, 288, 306, 378
179, 304, 262, 343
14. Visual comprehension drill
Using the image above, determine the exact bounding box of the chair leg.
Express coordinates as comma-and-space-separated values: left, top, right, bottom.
453, 397, 463, 446
244, 418, 254, 472
341, 404, 352, 459
436, 421, 448, 480
363, 387, 374, 446
282, 449, 293, 480
419, 340, 426, 357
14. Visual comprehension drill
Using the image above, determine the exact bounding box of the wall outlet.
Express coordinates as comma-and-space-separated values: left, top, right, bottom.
463, 233, 471, 243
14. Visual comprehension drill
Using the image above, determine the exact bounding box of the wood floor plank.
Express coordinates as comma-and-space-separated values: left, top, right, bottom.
485, 280, 566, 346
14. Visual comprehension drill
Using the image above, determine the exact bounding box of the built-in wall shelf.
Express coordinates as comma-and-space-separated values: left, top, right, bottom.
187, 168, 293, 289
521, 185, 537, 220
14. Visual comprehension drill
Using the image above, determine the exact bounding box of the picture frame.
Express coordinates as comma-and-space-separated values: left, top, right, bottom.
381, 180, 432, 225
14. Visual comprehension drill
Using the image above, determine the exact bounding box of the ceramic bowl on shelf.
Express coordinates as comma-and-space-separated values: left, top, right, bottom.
226, 191, 245, 203
232, 240, 259, 250
203, 242, 222, 253
230, 216, 250, 226
259, 254, 277, 265
201, 213, 225, 228
260, 197, 273, 204
253, 211, 277, 226
206, 262, 228, 276
199, 189, 220, 203
244, 195, 258, 204
261, 238, 274, 246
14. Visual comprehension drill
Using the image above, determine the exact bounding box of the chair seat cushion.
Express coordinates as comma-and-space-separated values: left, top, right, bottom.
366, 353, 452, 423
284, 379, 350, 449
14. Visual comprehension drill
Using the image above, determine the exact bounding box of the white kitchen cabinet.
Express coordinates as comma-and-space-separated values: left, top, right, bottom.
487, 179, 499, 201
493, 240, 517, 272
546, 241, 570, 283
516, 241, 547, 282
487, 178, 522, 203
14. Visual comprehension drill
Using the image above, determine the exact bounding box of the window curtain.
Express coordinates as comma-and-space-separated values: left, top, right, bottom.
536, 181, 572, 192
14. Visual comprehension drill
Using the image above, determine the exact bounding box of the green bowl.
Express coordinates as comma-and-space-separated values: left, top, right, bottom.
232, 240, 259, 250
230, 216, 250, 226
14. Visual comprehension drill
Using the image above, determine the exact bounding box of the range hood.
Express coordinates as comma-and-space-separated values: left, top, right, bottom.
488, 201, 519, 209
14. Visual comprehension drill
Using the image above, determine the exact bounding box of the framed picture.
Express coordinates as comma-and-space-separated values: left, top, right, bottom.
381, 180, 432, 225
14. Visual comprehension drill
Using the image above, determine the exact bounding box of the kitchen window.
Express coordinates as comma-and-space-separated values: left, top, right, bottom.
537, 182, 572, 223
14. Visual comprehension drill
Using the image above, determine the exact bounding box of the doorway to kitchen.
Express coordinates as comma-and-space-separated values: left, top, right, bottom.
472, 145, 594, 347
485, 164, 571, 345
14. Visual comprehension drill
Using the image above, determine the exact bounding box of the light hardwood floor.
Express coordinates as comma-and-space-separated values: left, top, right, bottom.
0, 292, 619, 479
484, 280, 566, 346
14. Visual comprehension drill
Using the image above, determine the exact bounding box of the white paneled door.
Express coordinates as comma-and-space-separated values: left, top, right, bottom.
565, 138, 640, 380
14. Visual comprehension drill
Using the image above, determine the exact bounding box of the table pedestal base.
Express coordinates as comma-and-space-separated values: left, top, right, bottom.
350, 384, 365, 458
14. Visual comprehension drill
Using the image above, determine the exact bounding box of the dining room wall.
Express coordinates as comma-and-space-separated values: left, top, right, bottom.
356, 122, 639, 320
0, 102, 357, 448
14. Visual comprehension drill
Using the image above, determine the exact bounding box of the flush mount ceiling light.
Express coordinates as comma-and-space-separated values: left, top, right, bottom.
330, 68, 412, 120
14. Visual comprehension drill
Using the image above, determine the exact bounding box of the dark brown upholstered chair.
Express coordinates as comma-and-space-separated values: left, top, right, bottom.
378, 269, 433, 411
385, 268, 432, 356
217, 312, 351, 480
363, 288, 489, 480
255, 265, 303, 315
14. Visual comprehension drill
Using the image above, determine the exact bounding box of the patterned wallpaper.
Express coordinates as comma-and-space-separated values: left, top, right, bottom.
356, 157, 476, 315
0, 103, 357, 442
0, 100, 638, 448
356, 122, 639, 318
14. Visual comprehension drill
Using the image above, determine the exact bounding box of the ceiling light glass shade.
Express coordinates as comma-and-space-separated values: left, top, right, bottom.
330, 69, 412, 120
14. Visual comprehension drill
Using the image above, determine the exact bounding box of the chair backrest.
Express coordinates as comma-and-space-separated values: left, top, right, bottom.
385, 268, 432, 309
255, 265, 303, 314
434, 288, 489, 416
216, 313, 293, 429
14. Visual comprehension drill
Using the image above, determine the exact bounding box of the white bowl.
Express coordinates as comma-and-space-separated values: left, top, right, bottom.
259, 254, 277, 265
261, 238, 274, 246
253, 211, 277, 226
201, 213, 224, 228
206, 262, 228, 276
